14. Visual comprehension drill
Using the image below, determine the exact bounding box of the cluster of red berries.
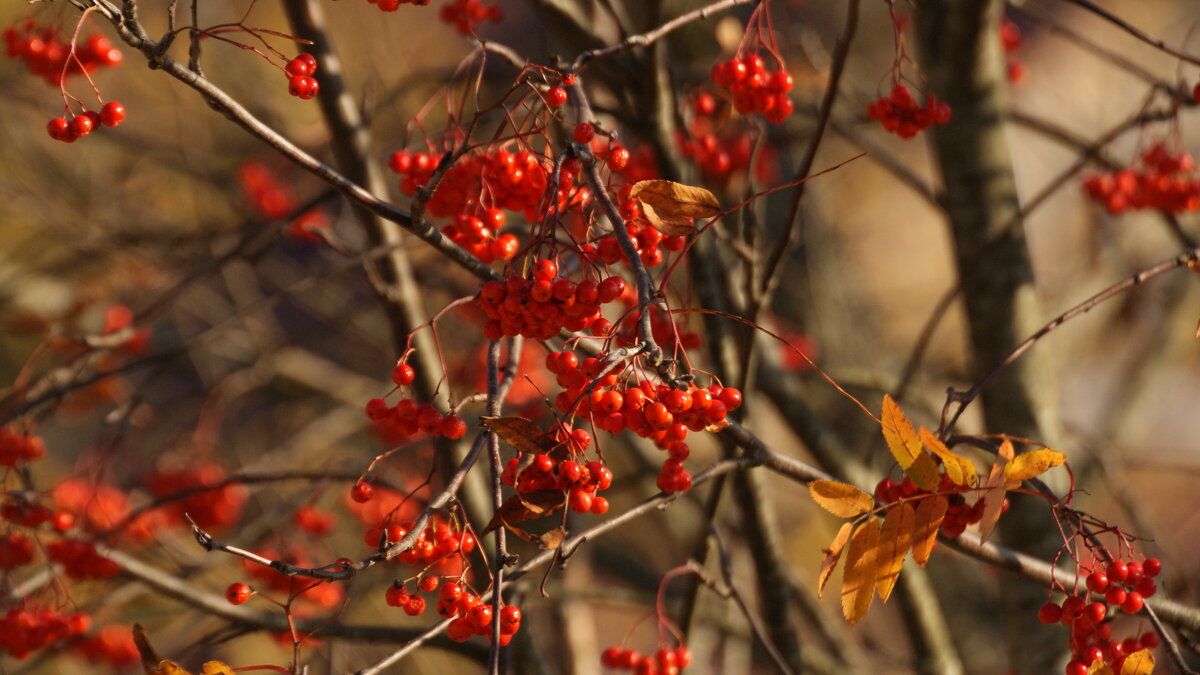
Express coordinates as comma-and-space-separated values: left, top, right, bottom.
46, 539, 120, 580
386, 578, 520, 643
612, 306, 703, 354
1000, 19, 1027, 85
866, 85, 951, 139
236, 161, 331, 241
477, 260, 625, 340
73, 624, 140, 666
442, 210, 520, 263
364, 362, 468, 440
0, 607, 91, 660
1083, 143, 1200, 215
45, 101, 126, 143
362, 518, 477, 567
284, 53, 319, 100
601, 645, 693, 674
438, 0, 502, 35
238, 547, 345, 608
676, 92, 776, 184
2, 498, 55, 530
1038, 558, 1163, 674
0, 533, 35, 570
874, 474, 1003, 538
709, 53, 794, 124
390, 148, 582, 224
0, 427, 45, 467
584, 212, 687, 270
501, 444, 615, 514
146, 463, 247, 530
4, 22, 122, 85
367, 0, 431, 11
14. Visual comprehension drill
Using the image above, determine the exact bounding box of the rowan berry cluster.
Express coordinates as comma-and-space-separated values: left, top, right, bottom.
1000, 18, 1027, 84
0, 427, 45, 467
363, 519, 477, 568
284, 54, 319, 100
147, 463, 247, 530
477, 260, 626, 340
676, 92, 776, 184
73, 624, 140, 666
1037, 558, 1163, 674
0, 533, 34, 570
874, 474, 1002, 538
237, 161, 332, 242
4, 22, 122, 85
583, 214, 687, 270
0, 607, 91, 659
709, 53, 795, 124
601, 645, 693, 674
364, 362, 468, 440
438, 0, 502, 35
45, 101, 126, 143
441, 211, 520, 263
46, 539, 120, 580
1083, 143, 1200, 215
866, 85, 951, 139
238, 547, 345, 608
501, 447, 615, 514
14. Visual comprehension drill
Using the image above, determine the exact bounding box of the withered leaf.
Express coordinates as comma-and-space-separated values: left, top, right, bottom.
977, 441, 1014, 544
484, 490, 566, 533
919, 427, 977, 487
876, 502, 916, 603
481, 416, 557, 454
818, 522, 854, 598
538, 526, 567, 550
629, 180, 720, 236
808, 480, 876, 518
201, 664, 236, 675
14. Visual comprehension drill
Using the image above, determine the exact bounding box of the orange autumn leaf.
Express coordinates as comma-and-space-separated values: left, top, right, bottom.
977, 440, 1015, 544
919, 427, 977, 487
1120, 648, 1155, 675
880, 395, 940, 490
818, 522, 853, 598
841, 517, 881, 625
876, 502, 916, 602
911, 495, 948, 566
808, 480, 876, 518
1004, 448, 1066, 483
481, 416, 558, 455
1089, 662, 1115, 675
202, 664, 236, 675
483, 490, 566, 533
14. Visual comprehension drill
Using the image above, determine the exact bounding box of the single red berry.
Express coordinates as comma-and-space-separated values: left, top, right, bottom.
607, 146, 630, 172
296, 53, 317, 74
1141, 631, 1160, 648
1064, 661, 1088, 675
1105, 586, 1127, 606
1121, 591, 1144, 614
286, 56, 314, 77
500, 604, 522, 632
1142, 558, 1161, 577
392, 362, 416, 386
47, 117, 71, 141
1106, 561, 1128, 583
98, 101, 125, 127
546, 86, 568, 107
469, 603, 493, 628
69, 114, 94, 139
403, 595, 426, 616
350, 481, 375, 503
419, 575, 439, 593
225, 582, 253, 605
441, 415, 467, 440
439, 581, 464, 603
572, 122, 595, 144
1086, 572, 1109, 594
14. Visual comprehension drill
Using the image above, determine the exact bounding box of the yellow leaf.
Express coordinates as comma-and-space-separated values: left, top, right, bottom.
818, 522, 853, 598
1120, 648, 1155, 675
841, 517, 880, 626
880, 395, 940, 491
150, 662, 192, 675
201, 664, 236, 675
1089, 661, 1115, 675
875, 502, 916, 603
628, 180, 720, 236
1004, 448, 1066, 483
919, 427, 977, 487
977, 441, 1013, 544
808, 480, 875, 518
911, 495, 948, 566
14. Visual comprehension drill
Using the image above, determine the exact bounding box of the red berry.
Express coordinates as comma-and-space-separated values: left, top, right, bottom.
546, 87, 568, 107
225, 582, 253, 605
1086, 572, 1109, 593
392, 362, 416, 386
1121, 591, 1144, 614
99, 101, 126, 127
607, 146, 630, 172
573, 122, 595, 144
1038, 602, 1063, 625
350, 481, 374, 503
1105, 586, 1127, 606
1142, 558, 1161, 577
1106, 561, 1128, 583
47, 117, 71, 141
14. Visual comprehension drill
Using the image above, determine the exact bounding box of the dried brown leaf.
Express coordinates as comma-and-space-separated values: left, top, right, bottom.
876, 502, 916, 603
538, 527, 567, 550
483, 490, 565, 533
629, 180, 720, 236
911, 495, 948, 566
481, 416, 557, 454
841, 517, 881, 626
818, 522, 854, 598
977, 441, 1013, 544
808, 480, 876, 518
